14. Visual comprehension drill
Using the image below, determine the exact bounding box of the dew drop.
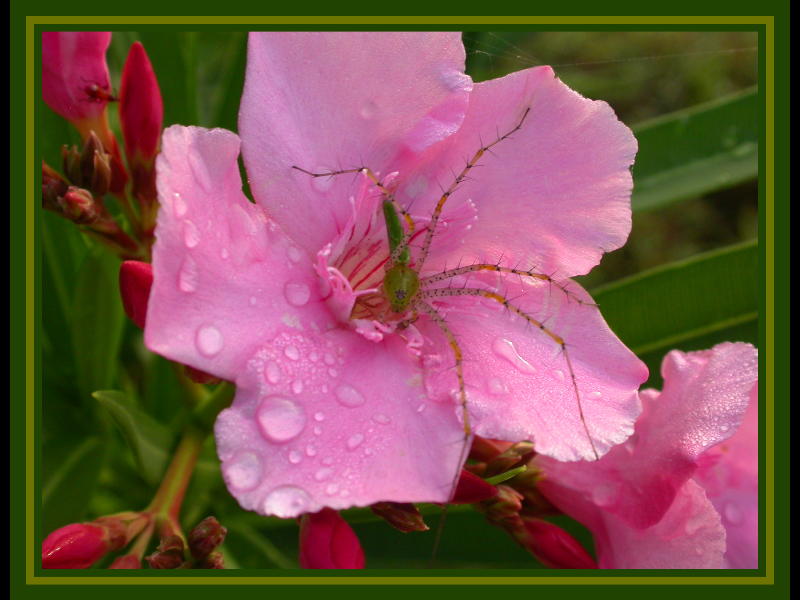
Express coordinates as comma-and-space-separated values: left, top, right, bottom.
309, 351, 319, 362
284, 281, 311, 307
553, 369, 565, 382
265, 361, 281, 384
225, 451, 262, 491
314, 467, 333, 482
195, 325, 223, 357
313, 425, 322, 435
720, 424, 730, 433
178, 256, 199, 292
724, 502, 743, 525
325, 483, 340, 496
328, 368, 338, 378
488, 377, 508, 395
314, 412, 325, 422
372, 413, 391, 425
347, 433, 364, 450
493, 338, 537, 374
291, 380, 304, 395
172, 192, 188, 217
324, 353, 336, 365
256, 396, 306, 443
360, 100, 378, 119
262, 486, 313, 518
249, 296, 257, 306
287, 246, 302, 263
590, 391, 603, 399
220, 247, 229, 259
335, 384, 365, 408
284, 345, 300, 361
183, 220, 200, 248
288, 450, 303, 464
416, 403, 426, 413
305, 444, 317, 457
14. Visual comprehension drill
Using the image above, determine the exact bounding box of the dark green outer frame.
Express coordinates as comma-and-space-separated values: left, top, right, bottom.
12, 3, 789, 599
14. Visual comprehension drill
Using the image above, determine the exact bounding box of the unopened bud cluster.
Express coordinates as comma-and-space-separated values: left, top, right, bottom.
146, 517, 227, 569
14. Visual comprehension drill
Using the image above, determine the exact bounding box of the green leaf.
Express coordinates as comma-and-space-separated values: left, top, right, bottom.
592, 239, 758, 386
42, 436, 107, 535
632, 88, 758, 212
70, 249, 125, 399
93, 390, 174, 485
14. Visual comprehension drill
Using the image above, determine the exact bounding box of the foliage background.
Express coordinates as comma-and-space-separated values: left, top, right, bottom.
40, 31, 759, 569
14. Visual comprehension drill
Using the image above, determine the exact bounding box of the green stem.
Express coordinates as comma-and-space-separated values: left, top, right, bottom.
147, 426, 205, 521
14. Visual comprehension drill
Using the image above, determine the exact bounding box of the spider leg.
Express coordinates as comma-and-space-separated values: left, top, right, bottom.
419, 286, 600, 460
415, 107, 531, 273
420, 263, 596, 306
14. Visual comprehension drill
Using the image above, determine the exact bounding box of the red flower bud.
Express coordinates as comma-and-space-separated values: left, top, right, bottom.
42, 523, 109, 569
519, 518, 598, 569
120, 41, 163, 204
188, 517, 227, 561
108, 554, 141, 569
298, 508, 365, 569
119, 260, 153, 329
451, 469, 498, 504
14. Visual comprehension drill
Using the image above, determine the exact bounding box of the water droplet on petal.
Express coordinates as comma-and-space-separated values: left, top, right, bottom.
172, 192, 188, 217
372, 413, 391, 425
284, 281, 310, 307
287, 246, 302, 263
553, 369, 565, 382
328, 368, 338, 378
195, 325, 223, 357
488, 377, 508, 395
265, 361, 281, 384
493, 338, 537, 374
178, 256, 199, 292
720, 424, 730, 433
360, 100, 378, 119
324, 353, 336, 365
347, 433, 364, 450
183, 220, 200, 248
314, 467, 333, 481
256, 396, 306, 443
292, 380, 304, 395
220, 247, 229, 259
284, 346, 300, 361
325, 483, 339, 496
314, 412, 325, 422
288, 450, 303, 464
305, 445, 317, 457
262, 486, 313, 518
226, 451, 262, 491
335, 384, 365, 408
724, 502, 743, 525
249, 296, 257, 306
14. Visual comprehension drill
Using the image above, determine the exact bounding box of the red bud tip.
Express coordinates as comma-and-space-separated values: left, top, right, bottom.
188, 517, 227, 561
42, 523, 109, 569
370, 502, 429, 532
451, 469, 499, 504
108, 554, 142, 569
299, 508, 365, 569
520, 518, 598, 569
119, 261, 153, 329
120, 41, 163, 204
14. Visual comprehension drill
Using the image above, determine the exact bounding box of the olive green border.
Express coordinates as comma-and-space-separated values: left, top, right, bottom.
18, 10, 785, 598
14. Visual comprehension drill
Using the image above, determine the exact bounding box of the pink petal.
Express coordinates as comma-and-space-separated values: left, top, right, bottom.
214, 330, 465, 517
597, 479, 727, 569
396, 66, 637, 278
239, 32, 471, 256
146, 125, 322, 381
42, 32, 112, 123
417, 275, 646, 461
537, 342, 757, 532
695, 384, 758, 568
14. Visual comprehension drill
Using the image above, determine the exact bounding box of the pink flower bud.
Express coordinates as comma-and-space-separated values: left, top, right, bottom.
42, 523, 109, 569
119, 260, 153, 329
108, 554, 141, 569
298, 508, 365, 569
451, 469, 498, 504
120, 41, 163, 204
42, 32, 113, 124
370, 502, 429, 533
519, 518, 597, 569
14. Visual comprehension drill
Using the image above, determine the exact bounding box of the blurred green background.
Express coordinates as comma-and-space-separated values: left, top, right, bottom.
40, 31, 759, 570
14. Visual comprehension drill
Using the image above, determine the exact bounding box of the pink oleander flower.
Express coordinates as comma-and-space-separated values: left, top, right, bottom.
144, 32, 647, 518
534, 342, 758, 569
298, 508, 365, 569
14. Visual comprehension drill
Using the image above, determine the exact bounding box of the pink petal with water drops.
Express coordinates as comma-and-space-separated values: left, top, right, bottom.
146, 125, 323, 382
695, 384, 758, 568
396, 66, 637, 278
538, 342, 757, 530
214, 330, 465, 517
418, 274, 646, 461
239, 32, 472, 258
42, 31, 112, 123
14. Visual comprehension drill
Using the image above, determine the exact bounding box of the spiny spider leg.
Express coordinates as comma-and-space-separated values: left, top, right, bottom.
414, 107, 531, 274
291, 165, 415, 235
420, 264, 596, 306
420, 286, 600, 460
